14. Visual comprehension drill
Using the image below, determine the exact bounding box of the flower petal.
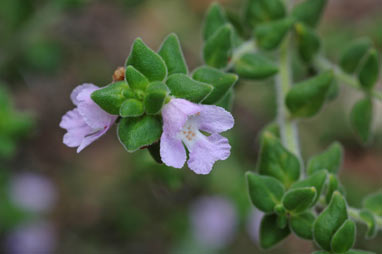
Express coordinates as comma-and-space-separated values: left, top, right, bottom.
78, 101, 117, 130
198, 105, 234, 134
59, 109, 85, 130
77, 128, 108, 153
187, 134, 231, 174
60, 109, 91, 147
75, 86, 117, 130
162, 98, 202, 136
70, 83, 98, 106
160, 132, 187, 168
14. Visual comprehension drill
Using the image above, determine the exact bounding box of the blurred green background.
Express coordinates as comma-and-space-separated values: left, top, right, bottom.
0, 0, 382, 253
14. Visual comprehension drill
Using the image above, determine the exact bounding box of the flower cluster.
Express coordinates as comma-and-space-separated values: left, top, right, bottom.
60, 32, 237, 174
61, 85, 234, 174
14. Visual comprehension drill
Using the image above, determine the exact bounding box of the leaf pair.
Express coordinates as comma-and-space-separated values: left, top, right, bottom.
313, 192, 356, 253
340, 38, 380, 91
286, 70, 334, 118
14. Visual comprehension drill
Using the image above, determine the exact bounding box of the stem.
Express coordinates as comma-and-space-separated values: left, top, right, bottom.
315, 56, 382, 101
225, 40, 256, 71
348, 207, 382, 230
275, 35, 301, 159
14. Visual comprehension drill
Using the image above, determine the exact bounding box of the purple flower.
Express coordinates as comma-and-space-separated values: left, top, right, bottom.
160, 98, 234, 174
60, 84, 117, 153
190, 196, 237, 249
246, 209, 264, 245
9, 173, 56, 213
6, 221, 56, 254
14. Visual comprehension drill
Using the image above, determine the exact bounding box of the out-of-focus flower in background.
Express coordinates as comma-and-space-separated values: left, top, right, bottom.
9, 172, 56, 213
246, 208, 264, 246
5, 221, 57, 254
189, 195, 238, 249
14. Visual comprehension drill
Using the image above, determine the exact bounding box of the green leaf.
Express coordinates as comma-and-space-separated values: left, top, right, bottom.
363, 191, 382, 216
203, 24, 233, 69
158, 33, 188, 76
246, 172, 285, 213
203, 2, 227, 41
255, 18, 294, 50
313, 191, 348, 251
358, 49, 379, 90
350, 97, 373, 143
192, 66, 238, 104
291, 0, 328, 27
245, 0, 286, 29
340, 38, 372, 74
166, 73, 213, 103
291, 170, 327, 206
118, 115, 162, 152
259, 214, 290, 249
119, 99, 144, 117
325, 174, 339, 204
331, 219, 356, 253
282, 187, 317, 213
290, 211, 316, 239
260, 122, 281, 139
257, 132, 300, 188
234, 53, 278, 79
91, 81, 130, 115
295, 22, 320, 62
216, 89, 234, 111
359, 209, 377, 239
144, 82, 169, 115
307, 142, 343, 175
126, 38, 167, 82
125, 65, 149, 91
286, 70, 333, 118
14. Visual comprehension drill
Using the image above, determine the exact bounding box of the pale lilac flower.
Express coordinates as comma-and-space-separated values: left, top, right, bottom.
160, 98, 234, 174
9, 173, 56, 213
6, 221, 56, 254
60, 83, 117, 153
190, 196, 237, 249
246, 209, 264, 245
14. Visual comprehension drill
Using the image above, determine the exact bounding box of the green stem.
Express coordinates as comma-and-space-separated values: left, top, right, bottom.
348, 207, 382, 230
315, 56, 382, 101
225, 40, 256, 71
275, 36, 301, 159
